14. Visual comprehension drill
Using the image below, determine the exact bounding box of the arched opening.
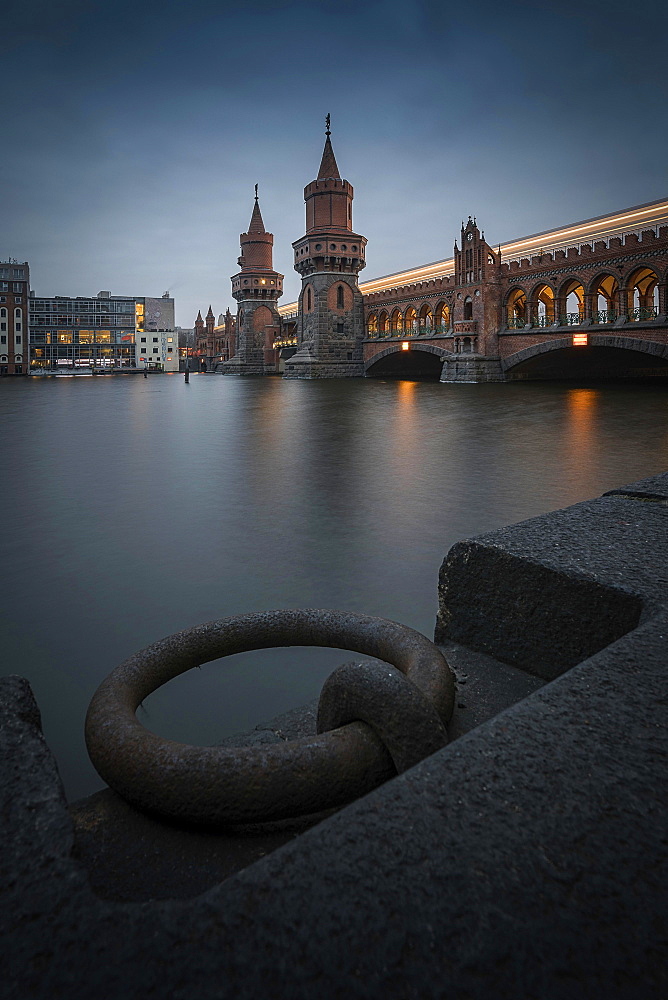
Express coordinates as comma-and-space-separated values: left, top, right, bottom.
434, 302, 450, 332
419, 304, 433, 332
560, 280, 585, 325
390, 309, 403, 334
532, 284, 555, 326
336, 285, 344, 309
463, 337, 472, 353
507, 344, 668, 381
367, 313, 378, 336
366, 348, 445, 380
378, 311, 389, 336
463, 296, 473, 320
506, 288, 526, 328
404, 306, 417, 334
592, 274, 619, 324
628, 267, 659, 321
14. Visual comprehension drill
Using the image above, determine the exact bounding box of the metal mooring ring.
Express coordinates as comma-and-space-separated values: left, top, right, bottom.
85, 609, 455, 826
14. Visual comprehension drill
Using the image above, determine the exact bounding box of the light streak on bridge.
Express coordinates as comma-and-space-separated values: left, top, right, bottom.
277, 197, 668, 317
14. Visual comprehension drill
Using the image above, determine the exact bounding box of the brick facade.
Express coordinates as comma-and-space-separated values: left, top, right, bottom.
0, 261, 29, 375
224, 194, 283, 376
362, 215, 668, 381
284, 125, 367, 379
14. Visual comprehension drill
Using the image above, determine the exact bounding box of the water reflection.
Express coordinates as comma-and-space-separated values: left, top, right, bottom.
0, 375, 666, 800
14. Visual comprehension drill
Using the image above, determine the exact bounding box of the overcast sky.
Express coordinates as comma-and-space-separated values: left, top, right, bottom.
3, 0, 667, 326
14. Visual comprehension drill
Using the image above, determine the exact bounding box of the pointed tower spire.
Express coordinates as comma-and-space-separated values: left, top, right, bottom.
248, 185, 266, 234
206, 305, 214, 319
196, 309, 203, 321
317, 113, 340, 180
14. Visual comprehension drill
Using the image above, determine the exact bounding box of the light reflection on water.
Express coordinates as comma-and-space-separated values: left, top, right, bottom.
1, 374, 666, 800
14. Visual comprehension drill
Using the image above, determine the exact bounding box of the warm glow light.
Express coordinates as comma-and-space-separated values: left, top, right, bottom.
572, 333, 588, 346
278, 197, 668, 313
402, 341, 410, 351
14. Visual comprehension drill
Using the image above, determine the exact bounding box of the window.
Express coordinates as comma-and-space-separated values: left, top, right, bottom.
16, 324, 22, 333
152, 348, 158, 353
0, 336, 6, 344
0, 283, 7, 292
140, 348, 146, 354
337, 285, 344, 308
307, 288, 312, 310
336, 322, 344, 333
12, 269, 25, 279
13, 283, 22, 293
152, 337, 158, 343
16, 336, 21, 343
140, 337, 146, 342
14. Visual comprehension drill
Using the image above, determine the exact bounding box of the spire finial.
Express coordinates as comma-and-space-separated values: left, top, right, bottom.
325, 112, 331, 137
254, 183, 258, 202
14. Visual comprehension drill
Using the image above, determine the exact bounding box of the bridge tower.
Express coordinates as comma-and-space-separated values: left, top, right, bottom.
440, 216, 505, 383
224, 188, 283, 375
284, 117, 367, 378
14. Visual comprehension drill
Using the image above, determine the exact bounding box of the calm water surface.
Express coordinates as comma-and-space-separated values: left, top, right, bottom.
1, 374, 667, 800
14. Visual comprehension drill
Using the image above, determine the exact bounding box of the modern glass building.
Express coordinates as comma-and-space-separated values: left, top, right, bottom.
28, 291, 177, 371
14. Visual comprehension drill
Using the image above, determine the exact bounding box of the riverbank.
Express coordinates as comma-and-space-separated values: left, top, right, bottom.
3, 472, 667, 998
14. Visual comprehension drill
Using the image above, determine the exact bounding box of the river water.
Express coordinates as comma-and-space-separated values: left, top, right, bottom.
2, 373, 667, 800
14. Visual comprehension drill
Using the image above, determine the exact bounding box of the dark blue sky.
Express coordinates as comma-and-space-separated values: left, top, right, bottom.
3, 0, 667, 325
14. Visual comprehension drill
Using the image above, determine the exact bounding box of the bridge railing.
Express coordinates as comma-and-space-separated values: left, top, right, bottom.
628, 307, 659, 322
591, 311, 617, 325
370, 325, 452, 339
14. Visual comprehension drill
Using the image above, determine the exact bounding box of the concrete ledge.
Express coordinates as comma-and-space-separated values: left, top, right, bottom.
2, 475, 667, 998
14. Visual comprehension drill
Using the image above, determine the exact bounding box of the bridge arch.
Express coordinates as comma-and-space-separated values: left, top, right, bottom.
419, 303, 433, 330
502, 335, 668, 379
588, 272, 620, 322
506, 286, 528, 327
365, 343, 453, 378
528, 282, 556, 325
404, 305, 417, 332
624, 265, 660, 319
434, 301, 450, 332
557, 278, 585, 324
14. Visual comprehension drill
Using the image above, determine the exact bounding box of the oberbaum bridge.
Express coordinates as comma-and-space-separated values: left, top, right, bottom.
6, 124, 668, 998
195, 123, 668, 381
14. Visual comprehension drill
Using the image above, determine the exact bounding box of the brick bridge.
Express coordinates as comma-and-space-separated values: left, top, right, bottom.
362, 214, 668, 381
